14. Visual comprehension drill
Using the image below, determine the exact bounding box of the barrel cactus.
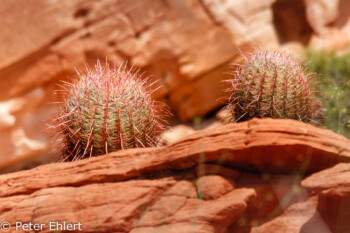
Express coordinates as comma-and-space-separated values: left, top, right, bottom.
225, 49, 323, 125
49, 61, 169, 161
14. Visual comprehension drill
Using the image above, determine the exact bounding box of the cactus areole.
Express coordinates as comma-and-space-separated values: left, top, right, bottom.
225, 49, 323, 125
50, 61, 169, 161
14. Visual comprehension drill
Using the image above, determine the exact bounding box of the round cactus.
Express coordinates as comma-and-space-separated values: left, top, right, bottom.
49, 61, 169, 161
225, 49, 323, 125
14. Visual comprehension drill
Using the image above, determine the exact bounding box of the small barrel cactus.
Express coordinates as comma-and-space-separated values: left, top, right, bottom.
49, 61, 169, 161
225, 49, 323, 125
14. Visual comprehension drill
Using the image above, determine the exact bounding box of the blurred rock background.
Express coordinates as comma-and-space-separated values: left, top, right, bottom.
0, 0, 349, 173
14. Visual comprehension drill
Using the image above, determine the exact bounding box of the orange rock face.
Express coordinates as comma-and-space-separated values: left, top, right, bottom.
302, 163, 350, 233
0, 118, 349, 232
0, 0, 349, 172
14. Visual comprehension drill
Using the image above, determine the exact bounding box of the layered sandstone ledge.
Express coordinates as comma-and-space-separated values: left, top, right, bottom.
1, 118, 350, 233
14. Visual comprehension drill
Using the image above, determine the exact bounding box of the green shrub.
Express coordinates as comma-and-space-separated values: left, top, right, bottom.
304, 50, 350, 138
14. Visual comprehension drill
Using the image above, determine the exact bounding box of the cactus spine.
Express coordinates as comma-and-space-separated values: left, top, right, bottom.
225, 49, 323, 125
50, 61, 169, 161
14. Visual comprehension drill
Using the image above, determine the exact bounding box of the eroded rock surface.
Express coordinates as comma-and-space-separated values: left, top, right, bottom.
302, 163, 350, 233
0, 119, 350, 232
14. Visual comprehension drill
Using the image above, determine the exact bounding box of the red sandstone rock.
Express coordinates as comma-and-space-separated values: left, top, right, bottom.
132, 188, 255, 233
0, 118, 349, 232
250, 197, 331, 233
302, 163, 350, 193
0, 118, 349, 198
228, 173, 315, 232
195, 164, 240, 179
302, 163, 350, 233
196, 175, 235, 200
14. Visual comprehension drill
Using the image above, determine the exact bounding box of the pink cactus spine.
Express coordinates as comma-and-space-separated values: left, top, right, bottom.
49, 61, 169, 161
224, 49, 323, 125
